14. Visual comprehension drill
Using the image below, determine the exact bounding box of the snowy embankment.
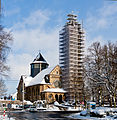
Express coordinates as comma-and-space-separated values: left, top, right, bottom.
68, 107, 117, 120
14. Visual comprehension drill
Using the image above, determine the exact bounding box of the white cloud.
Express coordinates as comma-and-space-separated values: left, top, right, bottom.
12, 27, 59, 63
6, 53, 34, 94
8, 53, 33, 80
12, 10, 51, 30
86, 2, 117, 32
85, 2, 117, 52
85, 34, 105, 48
24, 10, 50, 27
99, 2, 117, 17
97, 18, 107, 29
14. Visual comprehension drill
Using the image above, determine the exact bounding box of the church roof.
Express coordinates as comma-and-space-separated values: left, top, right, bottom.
26, 66, 56, 87
31, 53, 48, 64
22, 76, 32, 87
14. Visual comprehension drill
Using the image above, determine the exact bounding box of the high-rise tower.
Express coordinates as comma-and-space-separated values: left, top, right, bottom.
30, 52, 49, 77
59, 13, 85, 101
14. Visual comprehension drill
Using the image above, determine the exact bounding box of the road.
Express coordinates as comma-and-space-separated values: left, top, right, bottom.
1, 111, 78, 120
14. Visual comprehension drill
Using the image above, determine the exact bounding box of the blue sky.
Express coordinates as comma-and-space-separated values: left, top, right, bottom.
1, 0, 117, 95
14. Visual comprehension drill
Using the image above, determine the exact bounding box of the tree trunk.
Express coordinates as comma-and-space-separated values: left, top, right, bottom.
109, 95, 113, 107
99, 89, 102, 106
113, 93, 116, 108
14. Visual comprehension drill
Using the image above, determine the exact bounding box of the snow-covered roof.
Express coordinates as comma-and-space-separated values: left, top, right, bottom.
24, 100, 33, 105
22, 76, 32, 87
32, 61, 47, 64
27, 67, 55, 87
42, 88, 67, 93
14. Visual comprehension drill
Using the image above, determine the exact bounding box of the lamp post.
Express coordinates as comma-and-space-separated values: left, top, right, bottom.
22, 77, 24, 110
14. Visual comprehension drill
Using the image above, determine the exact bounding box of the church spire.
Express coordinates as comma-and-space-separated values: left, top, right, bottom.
30, 52, 49, 77
33, 52, 47, 63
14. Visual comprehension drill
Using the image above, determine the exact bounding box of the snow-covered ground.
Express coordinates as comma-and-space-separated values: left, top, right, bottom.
68, 107, 117, 120
54, 101, 83, 111
45, 105, 60, 111
69, 113, 117, 120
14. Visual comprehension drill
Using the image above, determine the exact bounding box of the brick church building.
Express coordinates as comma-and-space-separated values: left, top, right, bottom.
17, 53, 66, 103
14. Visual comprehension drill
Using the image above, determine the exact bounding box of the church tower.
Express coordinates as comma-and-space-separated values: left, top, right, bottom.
30, 52, 49, 77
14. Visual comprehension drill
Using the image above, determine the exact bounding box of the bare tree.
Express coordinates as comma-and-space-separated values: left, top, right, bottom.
0, 25, 12, 76
0, 79, 7, 97
84, 42, 117, 107
0, 25, 13, 96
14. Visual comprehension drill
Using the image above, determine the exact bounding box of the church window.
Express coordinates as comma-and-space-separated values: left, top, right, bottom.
56, 71, 59, 74
48, 94, 52, 99
34, 64, 39, 68
42, 64, 47, 70
54, 80, 61, 88
44, 75, 50, 83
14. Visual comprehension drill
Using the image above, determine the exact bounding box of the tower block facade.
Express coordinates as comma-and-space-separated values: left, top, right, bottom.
59, 14, 85, 101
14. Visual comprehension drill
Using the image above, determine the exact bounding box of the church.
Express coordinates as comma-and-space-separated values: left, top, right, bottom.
17, 53, 66, 103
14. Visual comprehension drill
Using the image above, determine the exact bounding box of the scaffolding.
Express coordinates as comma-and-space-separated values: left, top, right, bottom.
59, 13, 85, 101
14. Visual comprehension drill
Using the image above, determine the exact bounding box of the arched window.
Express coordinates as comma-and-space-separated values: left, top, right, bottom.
44, 75, 50, 83
59, 95, 62, 103
55, 94, 58, 101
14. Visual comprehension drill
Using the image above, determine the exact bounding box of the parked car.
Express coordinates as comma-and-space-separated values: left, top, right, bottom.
29, 106, 37, 112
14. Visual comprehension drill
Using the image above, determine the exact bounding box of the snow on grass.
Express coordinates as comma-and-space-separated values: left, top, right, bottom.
68, 107, 117, 120
69, 113, 116, 120
45, 105, 60, 111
